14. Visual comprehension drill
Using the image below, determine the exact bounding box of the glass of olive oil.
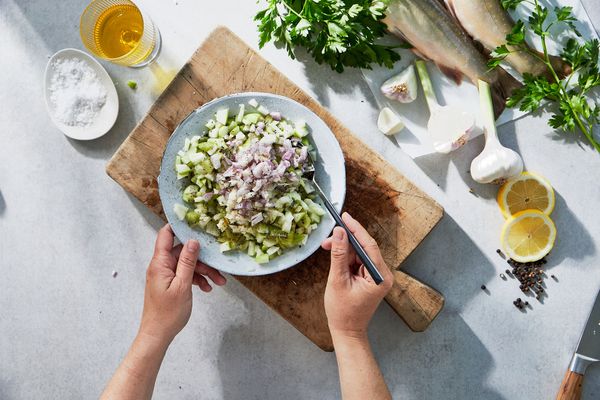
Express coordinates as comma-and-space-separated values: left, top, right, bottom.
80, 0, 161, 67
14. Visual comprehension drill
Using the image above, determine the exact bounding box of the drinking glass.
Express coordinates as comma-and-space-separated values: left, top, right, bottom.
80, 0, 161, 67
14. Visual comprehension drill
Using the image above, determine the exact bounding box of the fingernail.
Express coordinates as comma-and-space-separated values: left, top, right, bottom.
333, 228, 344, 241
187, 240, 199, 252
344, 212, 354, 221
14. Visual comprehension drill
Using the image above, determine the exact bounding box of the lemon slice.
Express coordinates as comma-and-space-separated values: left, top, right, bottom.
501, 210, 556, 263
497, 172, 555, 218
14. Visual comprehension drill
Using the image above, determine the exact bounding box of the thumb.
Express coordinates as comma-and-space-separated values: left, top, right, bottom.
175, 240, 200, 286
329, 227, 350, 281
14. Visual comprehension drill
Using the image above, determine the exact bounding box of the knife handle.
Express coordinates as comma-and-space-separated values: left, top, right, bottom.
556, 370, 584, 400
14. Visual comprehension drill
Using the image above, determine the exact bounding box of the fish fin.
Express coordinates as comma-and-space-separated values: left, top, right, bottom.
437, 65, 464, 85
444, 0, 458, 20
442, 0, 489, 57
489, 68, 523, 119
472, 39, 487, 56
385, 26, 414, 50
411, 48, 431, 61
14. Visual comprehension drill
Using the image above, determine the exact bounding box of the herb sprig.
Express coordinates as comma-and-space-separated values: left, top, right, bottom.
489, 0, 600, 152
255, 0, 400, 72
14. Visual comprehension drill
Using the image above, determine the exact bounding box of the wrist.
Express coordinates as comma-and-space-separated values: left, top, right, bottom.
330, 327, 369, 343
134, 330, 173, 354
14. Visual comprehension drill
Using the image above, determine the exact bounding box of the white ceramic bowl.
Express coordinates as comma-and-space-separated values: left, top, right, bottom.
44, 48, 119, 140
158, 93, 346, 276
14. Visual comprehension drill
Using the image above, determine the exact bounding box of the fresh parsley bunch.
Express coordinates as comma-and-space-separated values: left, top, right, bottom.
489, 0, 600, 152
255, 0, 400, 72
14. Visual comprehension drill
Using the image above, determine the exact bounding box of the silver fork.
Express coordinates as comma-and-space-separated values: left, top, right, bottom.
304, 153, 384, 285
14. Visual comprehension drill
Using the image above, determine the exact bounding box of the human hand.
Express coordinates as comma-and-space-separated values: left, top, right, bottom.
322, 213, 393, 339
138, 224, 227, 344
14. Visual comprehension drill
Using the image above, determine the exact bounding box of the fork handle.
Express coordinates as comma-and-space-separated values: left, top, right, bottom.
314, 185, 384, 285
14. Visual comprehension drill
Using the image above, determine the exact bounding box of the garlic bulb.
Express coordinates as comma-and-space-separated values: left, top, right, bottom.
471, 80, 524, 184
380, 65, 418, 103
377, 107, 405, 136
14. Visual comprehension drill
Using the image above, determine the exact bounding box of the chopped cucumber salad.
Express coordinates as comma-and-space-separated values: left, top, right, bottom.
173, 99, 325, 264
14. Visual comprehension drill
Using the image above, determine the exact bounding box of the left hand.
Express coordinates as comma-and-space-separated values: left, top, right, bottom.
138, 224, 227, 344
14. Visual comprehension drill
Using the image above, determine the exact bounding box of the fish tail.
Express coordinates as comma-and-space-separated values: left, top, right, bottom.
548, 54, 572, 79
530, 50, 572, 80
489, 68, 522, 119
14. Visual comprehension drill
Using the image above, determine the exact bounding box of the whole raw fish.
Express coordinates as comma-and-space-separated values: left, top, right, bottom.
446, 0, 571, 79
384, 0, 521, 117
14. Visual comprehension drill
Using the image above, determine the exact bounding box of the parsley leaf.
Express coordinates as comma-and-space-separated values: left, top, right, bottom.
255, 0, 401, 72
491, 0, 600, 152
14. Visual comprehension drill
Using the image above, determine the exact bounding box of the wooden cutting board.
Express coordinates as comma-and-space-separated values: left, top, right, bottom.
106, 27, 444, 351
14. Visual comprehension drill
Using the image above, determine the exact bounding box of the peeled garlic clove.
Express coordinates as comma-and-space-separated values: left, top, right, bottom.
380, 65, 418, 103
377, 107, 405, 136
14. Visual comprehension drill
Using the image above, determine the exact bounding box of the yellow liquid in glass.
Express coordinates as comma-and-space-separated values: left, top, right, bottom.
93, 4, 143, 59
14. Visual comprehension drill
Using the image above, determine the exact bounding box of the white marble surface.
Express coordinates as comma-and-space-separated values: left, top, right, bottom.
1, 1, 600, 399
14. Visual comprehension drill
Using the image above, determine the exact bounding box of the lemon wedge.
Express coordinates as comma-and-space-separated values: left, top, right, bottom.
501, 210, 557, 263
497, 172, 555, 218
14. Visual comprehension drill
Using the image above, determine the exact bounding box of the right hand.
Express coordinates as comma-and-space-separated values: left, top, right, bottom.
321, 213, 393, 339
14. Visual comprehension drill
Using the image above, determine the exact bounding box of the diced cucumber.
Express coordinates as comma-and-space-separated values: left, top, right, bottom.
293, 212, 306, 223
305, 199, 325, 216
215, 108, 229, 125
266, 246, 280, 256
255, 253, 269, 264
247, 241, 256, 256
242, 113, 262, 125
185, 210, 200, 225
248, 98, 259, 108
188, 152, 205, 163
176, 164, 191, 174
218, 125, 229, 137
197, 142, 214, 152
257, 105, 269, 116
220, 242, 233, 252
173, 204, 189, 221
236, 104, 245, 123
205, 221, 220, 237
281, 211, 294, 233
182, 185, 199, 203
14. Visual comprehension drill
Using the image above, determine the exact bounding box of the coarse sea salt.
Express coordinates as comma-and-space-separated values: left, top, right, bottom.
48, 58, 107, 127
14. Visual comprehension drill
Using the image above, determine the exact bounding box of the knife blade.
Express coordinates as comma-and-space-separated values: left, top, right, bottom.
556, 290, 600, 400
572, 290, 600, 371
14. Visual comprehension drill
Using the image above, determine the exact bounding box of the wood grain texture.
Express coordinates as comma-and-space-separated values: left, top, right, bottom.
386, 270, 445, 332
106, 27, 444, 351
556, 370, 584, 400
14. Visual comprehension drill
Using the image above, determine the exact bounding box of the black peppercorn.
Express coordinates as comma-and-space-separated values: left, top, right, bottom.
481, 285, 487, 290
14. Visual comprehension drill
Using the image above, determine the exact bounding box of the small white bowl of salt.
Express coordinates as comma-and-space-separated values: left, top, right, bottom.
44, 48, 119, 140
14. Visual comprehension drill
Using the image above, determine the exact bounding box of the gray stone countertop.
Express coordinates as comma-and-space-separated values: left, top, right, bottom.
1, 0, 599, 398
